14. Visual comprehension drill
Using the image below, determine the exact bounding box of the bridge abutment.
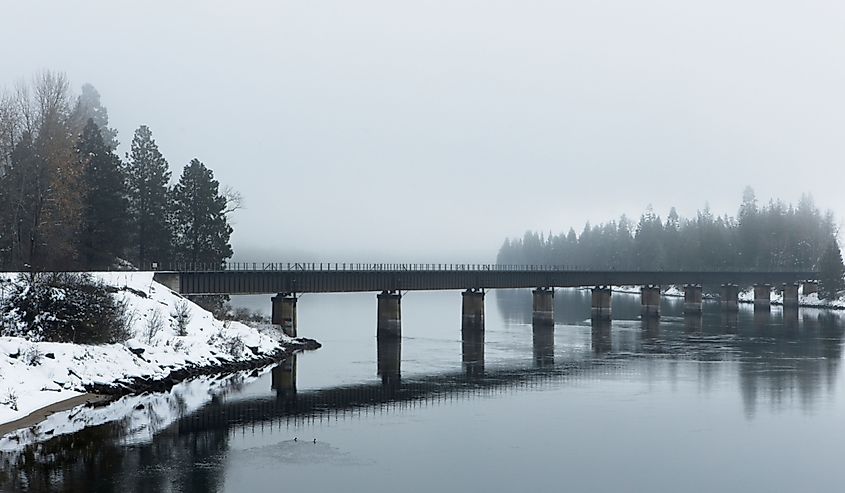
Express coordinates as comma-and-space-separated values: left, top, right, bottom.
271, 293, 297, 337
461, 289, 485, 331
591, 287, 612, 320
377, 291, 402, 339
640, 285, 661, 318
532, 288, 554, 326
153, 272, 181, 293
802, 281, 818, 296
684, 284, 703, 314
754, 284, 771, 311
782, 283, 799, 309
720, 284, 739, 312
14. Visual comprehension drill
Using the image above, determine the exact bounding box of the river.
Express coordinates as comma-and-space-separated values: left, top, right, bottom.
2, 289, 845, 492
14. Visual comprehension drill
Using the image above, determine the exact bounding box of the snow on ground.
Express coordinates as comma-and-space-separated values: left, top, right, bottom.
0, 272, 293, 428
0, 366, 272, 452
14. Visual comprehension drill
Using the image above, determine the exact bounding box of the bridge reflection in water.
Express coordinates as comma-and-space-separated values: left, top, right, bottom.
175, 308, 843, 434
3, 295, 844, 493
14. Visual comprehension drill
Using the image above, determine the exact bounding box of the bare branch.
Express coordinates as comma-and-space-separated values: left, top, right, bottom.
222, 185, 243, 215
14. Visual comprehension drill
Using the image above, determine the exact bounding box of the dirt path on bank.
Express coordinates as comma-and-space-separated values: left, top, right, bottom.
0, 393, 111, 437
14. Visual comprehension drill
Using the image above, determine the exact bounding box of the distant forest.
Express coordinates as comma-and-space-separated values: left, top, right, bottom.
498, 188, 839, 272
0, 72, 236, 272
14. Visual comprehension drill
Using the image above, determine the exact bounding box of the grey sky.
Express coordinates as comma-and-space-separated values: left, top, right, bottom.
3, 0, 844, 262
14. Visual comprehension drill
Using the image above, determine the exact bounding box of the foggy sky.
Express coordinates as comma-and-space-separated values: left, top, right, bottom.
3, 0, 845, 262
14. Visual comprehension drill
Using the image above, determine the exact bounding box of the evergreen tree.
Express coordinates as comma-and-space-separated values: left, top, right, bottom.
71, 83, 119, 150
77, 119, 129, 268
171, 158, 233, 266
818, 240, 845, 300
126, 125, 172, 269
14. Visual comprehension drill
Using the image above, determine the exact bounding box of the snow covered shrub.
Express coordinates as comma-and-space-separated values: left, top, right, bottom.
23, 345, 43, 366
0, 273, 131, 344
172, 339, 188, 353
2, 389, 18, 411
172, 300, 192, 336
223, 334, 245, 357
143, 309, 165, 344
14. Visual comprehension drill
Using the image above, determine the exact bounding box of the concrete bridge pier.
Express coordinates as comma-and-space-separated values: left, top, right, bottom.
591, 287, 612, 320
720, 284, 739, 312
782, 283, 799, 309
640, 285, 661, 318
802, 281, 819, 296
532, 288, 554, 326
377, 291, 402, 339
684, 285, 703, 314
271, 293, 297, 337
461, 288, 485, 331
754, 284, 771, 311
271, 354, 297, 397
377, 337, 401, 388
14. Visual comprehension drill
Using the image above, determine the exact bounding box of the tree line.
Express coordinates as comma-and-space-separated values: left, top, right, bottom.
0, 72, 235, 272
497, 188, 845, 298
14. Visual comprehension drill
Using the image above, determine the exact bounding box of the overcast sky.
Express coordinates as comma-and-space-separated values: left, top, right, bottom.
3, 0, 844, 262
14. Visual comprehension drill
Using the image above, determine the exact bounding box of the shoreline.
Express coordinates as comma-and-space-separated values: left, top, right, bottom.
0, 393, 110, 437
0, 337, 320, 438
606, 286, 845, 310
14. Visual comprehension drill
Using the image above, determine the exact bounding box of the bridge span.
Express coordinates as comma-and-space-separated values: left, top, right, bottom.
152, 263, 819, 339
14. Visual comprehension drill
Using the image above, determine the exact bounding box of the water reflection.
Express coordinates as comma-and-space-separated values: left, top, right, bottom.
532, 325, 554, 367
272, 354, 298, 397
591, 319, 612, 354
2, 290, 845, 492
683, 313, 702, 333
377, 338, 401, 388
461, 328, 485, 377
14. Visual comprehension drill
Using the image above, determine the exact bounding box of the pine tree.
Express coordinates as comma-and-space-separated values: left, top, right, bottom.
171, 158, 233, 266
818, 240, 845, 300
77, 119, 129, 268
126, 125, 172, 269
71, 83, 119, 150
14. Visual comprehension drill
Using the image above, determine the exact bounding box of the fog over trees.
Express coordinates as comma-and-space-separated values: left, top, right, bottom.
498, 187, 840, 274
0, 72, 236, 272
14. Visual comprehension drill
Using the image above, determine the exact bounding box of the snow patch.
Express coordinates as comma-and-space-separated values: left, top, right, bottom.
0, 272, 293, 428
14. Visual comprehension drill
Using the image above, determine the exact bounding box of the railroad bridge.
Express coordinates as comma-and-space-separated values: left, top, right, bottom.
153, 263, 819, 338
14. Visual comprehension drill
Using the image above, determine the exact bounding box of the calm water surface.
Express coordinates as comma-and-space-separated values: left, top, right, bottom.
3, 289, 845, 492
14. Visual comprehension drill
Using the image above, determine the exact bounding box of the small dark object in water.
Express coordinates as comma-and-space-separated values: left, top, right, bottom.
293, 437, 297, 442
45, 353, 55, 359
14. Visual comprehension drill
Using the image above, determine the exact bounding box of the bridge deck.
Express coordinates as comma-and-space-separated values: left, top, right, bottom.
155, 265, 818, 295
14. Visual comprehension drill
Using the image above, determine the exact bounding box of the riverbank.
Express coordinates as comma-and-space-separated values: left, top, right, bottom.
0, 272, 319, 431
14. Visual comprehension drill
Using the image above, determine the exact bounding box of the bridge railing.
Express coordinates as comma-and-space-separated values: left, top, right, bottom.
150, 262, 816, 274
154, 262, 591, 272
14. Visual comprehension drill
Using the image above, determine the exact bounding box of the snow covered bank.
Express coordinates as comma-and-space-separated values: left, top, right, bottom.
0, 272, 313, 429
0, 366, 270, 452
